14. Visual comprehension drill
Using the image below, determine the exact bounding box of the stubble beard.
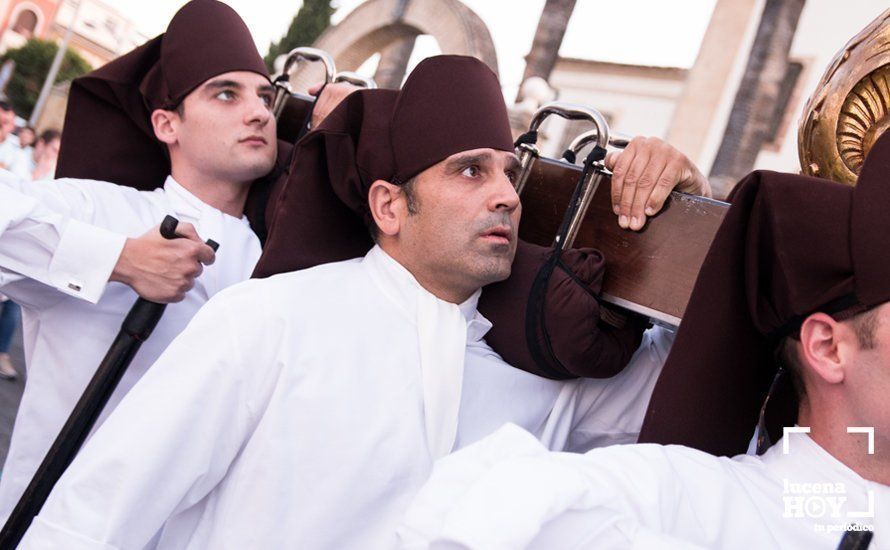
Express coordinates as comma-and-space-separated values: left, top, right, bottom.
469, 240, 515, 287
469, 214, 516, 285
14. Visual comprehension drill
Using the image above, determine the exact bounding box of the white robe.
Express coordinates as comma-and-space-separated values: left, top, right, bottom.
0, 137, 22, 170
7, 151, 39, 181
20, 246, 673, 550
0, 174, 261, 522
399, 424, 890, 549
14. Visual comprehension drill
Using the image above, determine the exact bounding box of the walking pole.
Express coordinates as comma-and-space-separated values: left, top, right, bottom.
0, 216, 218, 548
837, 529, 873, 549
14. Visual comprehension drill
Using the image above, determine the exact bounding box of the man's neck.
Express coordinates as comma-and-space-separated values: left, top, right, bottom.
377, 243, 476, 305
411, 275, 474, 305
169, 168, 249, 217
802, 408, 890, 485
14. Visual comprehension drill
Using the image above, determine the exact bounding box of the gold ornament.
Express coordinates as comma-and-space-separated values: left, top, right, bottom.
799, 10, 890, 185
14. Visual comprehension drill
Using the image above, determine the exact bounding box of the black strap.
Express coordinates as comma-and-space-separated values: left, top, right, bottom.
514, 130, 538, 149
755, 364, 787, 455
524, 146, 608, 379
552, 146, 605, 249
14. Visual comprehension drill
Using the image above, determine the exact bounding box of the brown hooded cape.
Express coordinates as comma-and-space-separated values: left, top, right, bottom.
54, 0, 290, 236
254, 55, 644, 380
638, 131, 890, 456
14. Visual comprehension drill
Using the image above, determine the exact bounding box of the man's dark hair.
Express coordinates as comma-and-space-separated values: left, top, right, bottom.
37, 128, 61, 144
779, 306, 880, 402
366, 176, 419, 243
154, 102, 186, 123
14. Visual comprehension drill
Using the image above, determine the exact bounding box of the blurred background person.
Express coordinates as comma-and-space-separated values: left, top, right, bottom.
9, 129, 61, 181
16, 127, 35, 150
0, 294, 18, 380
0, 116, 36, 383
0, 123, 57, 382
0, 102, 21, 170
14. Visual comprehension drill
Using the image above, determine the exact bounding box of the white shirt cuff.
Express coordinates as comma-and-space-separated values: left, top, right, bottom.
48, 219, 126, 304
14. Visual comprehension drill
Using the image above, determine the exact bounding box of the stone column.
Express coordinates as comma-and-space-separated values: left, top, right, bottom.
373, 35, 417, 89
519, 0, 576, 99
708, 0, 806, 196
665, 0, 762, 176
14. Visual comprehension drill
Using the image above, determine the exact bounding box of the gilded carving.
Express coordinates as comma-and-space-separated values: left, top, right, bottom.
799, 9, 890, 185
837, 67, 890, 175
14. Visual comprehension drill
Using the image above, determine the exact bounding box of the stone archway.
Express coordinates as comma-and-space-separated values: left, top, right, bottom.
12, 9, 38, 36
289, 0, 498, 90
8, 1, 45, 39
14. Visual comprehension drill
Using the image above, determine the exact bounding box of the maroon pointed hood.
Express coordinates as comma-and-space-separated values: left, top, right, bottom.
55, 0, 269, 191
639, 131, 890, 456
254, 54, 644, 382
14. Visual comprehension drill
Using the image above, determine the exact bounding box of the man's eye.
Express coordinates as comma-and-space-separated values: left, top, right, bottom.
461, 165, 481, 178
216, 90, 236, 101
260, 95, 274, 108
505, 170, 518, 184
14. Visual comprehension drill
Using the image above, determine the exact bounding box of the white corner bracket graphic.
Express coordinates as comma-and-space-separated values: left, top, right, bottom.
782, 426, 812, 454
847, 427, 875, 455
847, 490, 876, 519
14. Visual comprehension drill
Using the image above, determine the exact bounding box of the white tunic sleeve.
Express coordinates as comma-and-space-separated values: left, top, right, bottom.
399, 424, 707, 550
402, 425, 854, 550
564, 326, 675, 452
18, 281, 280, 549
0, 174, 127, 305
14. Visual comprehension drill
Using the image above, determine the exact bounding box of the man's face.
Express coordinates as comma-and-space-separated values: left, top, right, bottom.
165, 71, 276, 184
34, 137, 60, 162
18, 128, 35, 147
395, 148, 521, 300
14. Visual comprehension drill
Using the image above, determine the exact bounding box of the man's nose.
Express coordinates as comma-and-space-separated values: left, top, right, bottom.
246, 95, 272, 125
493, 172, 521, 212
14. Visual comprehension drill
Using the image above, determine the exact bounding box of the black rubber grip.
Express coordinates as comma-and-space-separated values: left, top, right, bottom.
160, 215, 219, 252
160, 215, 179, 240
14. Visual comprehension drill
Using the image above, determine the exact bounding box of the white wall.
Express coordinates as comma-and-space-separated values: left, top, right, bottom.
539, 60, 686, 158
55, 0, 148, 56
753, 0, 888, 174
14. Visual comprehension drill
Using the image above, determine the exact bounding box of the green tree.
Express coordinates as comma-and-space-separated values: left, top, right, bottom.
264, 0, 335, 72
1, 38, 92, 119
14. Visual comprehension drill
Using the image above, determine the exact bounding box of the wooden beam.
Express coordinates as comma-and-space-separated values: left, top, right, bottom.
519, 157, 728, 326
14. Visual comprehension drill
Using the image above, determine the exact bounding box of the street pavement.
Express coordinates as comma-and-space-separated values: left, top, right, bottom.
0, 326, 24, 472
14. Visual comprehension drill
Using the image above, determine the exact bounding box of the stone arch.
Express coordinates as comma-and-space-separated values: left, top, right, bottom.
289, 0, 498, 91
9, 2, 44, 38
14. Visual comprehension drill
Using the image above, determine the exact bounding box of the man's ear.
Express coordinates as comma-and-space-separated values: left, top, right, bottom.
799, 313, 850, 385
368, 179, 406, 238
150, 108, 179, 146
